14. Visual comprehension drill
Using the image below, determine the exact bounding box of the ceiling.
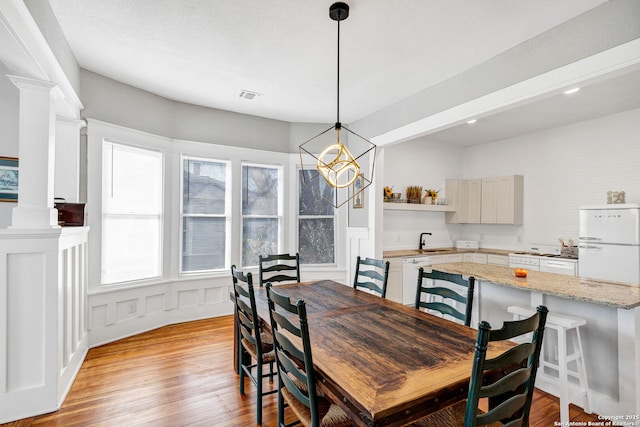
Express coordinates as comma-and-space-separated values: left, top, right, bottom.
46, 0, 638, 145
426, 67, 640, 146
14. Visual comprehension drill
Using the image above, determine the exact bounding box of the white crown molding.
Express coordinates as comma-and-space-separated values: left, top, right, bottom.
0, 0, 83, 118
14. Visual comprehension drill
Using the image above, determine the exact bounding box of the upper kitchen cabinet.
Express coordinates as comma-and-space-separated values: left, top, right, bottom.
481, 175, 523, 224
445, 179, 481, 224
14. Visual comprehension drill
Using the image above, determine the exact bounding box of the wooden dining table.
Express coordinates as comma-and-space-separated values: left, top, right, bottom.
242, 279, 513, 427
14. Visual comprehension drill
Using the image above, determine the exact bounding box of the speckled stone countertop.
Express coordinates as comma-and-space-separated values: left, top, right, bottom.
384, 248, 513, 258
424, 262, 640, 310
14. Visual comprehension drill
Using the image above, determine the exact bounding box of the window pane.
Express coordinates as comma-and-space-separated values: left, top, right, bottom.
242, 165, 279, 215
242, 218, 278, 267
102, 216, 161, 284
299, 218, 335, 264
299, 170, 334, 216
183, 159, 226, 215
102, 141, 163, 285
103, 143, 163, 214
182, 217, 226, 272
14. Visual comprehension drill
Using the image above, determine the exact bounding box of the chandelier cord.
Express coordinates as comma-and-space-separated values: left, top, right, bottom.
336, 16, 340, 125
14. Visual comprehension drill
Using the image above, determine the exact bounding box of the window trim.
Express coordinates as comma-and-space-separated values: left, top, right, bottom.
179, 154, 232, 275
240, 161, 284, 268
100, 139, 165, 287
297, 166, 338, 266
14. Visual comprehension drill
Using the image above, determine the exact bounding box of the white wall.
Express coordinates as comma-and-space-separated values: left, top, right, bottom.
382, 137, 464, 250
462, 107, 640, 248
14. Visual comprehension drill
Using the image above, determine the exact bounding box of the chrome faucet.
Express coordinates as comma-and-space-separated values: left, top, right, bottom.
419, 232, 432, 251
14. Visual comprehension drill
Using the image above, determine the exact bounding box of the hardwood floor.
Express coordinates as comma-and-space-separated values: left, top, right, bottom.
2, 316, 599, 426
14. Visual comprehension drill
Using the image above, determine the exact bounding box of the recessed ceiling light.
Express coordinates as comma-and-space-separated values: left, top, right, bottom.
563, 87, 580, 95
466, 119, 477, 124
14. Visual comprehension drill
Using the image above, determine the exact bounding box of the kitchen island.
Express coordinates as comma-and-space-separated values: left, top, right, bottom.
422, 262, 640, 420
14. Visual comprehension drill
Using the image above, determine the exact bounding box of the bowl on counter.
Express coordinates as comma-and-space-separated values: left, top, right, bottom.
514, 268, 528, 278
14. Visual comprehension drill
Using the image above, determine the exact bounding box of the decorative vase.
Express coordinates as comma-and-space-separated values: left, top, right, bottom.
423, 197, 432, 205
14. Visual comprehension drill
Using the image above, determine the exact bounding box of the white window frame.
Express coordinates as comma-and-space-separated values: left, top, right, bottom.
240, 161, 284, 268
179, 155, 231, 275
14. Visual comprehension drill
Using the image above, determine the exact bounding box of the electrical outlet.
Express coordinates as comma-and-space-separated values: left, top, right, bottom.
127, 301, 136, 314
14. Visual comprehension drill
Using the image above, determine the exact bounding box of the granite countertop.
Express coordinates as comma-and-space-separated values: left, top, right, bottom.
424, 262, 640, 310
384, 248, 513, 258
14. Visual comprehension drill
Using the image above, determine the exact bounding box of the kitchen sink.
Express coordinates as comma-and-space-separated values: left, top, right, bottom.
418, 249, 453, 254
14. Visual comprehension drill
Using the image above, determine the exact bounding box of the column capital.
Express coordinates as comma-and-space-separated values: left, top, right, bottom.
56, 116, 87, 130
7, 75, 63, 99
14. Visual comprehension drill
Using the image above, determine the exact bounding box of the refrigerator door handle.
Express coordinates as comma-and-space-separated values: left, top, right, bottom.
579, 237, 602, 241
579, 244, 601, 249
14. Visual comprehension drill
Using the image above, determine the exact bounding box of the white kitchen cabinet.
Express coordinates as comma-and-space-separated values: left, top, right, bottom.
481, 175, 524, 224
443, 253, 463, 263
445, 179, 481, 224
487, 254, 509, 266
463, 253, 488, 264
384, 257, 403, 303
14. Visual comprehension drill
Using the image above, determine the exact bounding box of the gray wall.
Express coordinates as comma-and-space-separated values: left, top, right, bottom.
80, 70, 293, 153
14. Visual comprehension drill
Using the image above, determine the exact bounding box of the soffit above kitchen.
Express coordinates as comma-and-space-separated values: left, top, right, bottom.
46, 0, 609, 128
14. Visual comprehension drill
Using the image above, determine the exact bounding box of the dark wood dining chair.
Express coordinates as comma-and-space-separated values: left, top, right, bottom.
409, 305, 548, 427
258, 252, 300, 286
231, 265, 276, 425
265, 283, 353, 427
415, 268, 475, 327
353, 256, 390, 298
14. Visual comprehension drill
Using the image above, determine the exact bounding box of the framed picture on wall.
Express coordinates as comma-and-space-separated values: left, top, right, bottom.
352, 173, 364, 209
0, 157, 19, 202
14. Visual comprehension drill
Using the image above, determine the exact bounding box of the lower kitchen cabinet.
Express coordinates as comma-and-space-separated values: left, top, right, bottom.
487, 254, 509, 266
384, 257, 403, 303
463, 253, 488, 264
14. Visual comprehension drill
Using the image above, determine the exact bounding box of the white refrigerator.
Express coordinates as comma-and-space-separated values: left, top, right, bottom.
579, 203, 640, 284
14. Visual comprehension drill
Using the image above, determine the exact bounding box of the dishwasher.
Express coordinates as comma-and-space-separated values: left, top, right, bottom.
402, 256, 430, 305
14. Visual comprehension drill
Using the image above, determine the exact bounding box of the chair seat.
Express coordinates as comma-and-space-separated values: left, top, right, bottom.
281, 387, 352, 427
408, 401, 502, 427
241, 336, 275, 363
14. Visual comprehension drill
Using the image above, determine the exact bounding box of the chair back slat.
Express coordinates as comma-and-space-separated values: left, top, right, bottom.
418, 301, 466, 323
415, 268, 475, 327
259, 253, 300, 286
480, 366, 532, 398
353, 256, 390, 298
484, 342, 536, 371
476, 393, 527, 426
463, 305, 548, 427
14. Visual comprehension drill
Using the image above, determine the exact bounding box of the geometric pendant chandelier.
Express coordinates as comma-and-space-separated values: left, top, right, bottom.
299, 2, 376, 208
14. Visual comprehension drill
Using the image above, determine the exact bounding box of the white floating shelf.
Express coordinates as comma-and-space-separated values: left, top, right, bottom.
383, 202, 456, 212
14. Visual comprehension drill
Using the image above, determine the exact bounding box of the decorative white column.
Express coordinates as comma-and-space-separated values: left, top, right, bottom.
8, 75, 63, 228
54, 117, 86, 203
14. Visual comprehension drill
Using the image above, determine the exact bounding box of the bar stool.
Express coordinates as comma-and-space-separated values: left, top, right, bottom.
507, 306, 590, 425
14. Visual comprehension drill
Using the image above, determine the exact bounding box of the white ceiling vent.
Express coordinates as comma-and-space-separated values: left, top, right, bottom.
239, 90, 261, 100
